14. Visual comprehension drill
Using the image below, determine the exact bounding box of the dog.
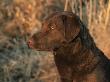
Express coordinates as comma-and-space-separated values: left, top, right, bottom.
28, 11, 110, 82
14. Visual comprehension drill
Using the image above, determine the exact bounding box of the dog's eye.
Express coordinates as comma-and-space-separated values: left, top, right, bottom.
50, 26, 55, 30
49, 24, 56, 30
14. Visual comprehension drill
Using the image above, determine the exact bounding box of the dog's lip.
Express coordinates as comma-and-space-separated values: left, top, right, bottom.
28, 45, 53, 51
27, 41, 53, 51
34, 48, 53, 51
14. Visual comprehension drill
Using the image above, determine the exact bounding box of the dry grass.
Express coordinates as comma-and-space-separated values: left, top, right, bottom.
87, 0, 110, 58
0, 0, 110, 82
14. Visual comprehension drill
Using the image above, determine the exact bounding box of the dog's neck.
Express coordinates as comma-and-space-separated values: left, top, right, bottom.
54, 38, 100, 74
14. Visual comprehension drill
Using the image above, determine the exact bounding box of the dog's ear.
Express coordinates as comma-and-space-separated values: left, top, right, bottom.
61, 13, 80, 42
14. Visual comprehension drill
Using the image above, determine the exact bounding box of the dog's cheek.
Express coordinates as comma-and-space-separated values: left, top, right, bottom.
34, 38, 50, 50
38, 37, 55, 50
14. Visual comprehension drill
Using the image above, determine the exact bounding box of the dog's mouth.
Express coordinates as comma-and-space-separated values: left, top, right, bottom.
28, 41, 53, 51
28, 45, 52, 51
31, 48, 52, 51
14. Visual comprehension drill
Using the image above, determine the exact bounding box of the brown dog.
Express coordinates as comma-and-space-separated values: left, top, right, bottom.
28, 11, 110, 82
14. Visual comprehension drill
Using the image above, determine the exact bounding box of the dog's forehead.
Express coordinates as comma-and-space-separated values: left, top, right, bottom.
42, 11, 80, 29
44, 11, 76, 21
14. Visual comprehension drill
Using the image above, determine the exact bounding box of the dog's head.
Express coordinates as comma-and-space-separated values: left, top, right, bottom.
28, 11, 81, 51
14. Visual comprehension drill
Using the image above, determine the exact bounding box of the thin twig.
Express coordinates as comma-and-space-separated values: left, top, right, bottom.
79, 0, 82, 20
105, 0, 110, 30
64, 0, 69, 11
88, 0, 92, 27
93, 0, 96, 19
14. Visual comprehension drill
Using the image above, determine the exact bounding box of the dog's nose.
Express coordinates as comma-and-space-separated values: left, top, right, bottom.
27, 39, 34, 48
28, 40, 32, 44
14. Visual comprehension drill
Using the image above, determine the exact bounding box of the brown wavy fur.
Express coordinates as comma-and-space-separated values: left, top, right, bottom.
28, 11, 110, 82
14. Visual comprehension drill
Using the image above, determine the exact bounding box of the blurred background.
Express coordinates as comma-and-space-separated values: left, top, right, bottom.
0, 0, 110, 82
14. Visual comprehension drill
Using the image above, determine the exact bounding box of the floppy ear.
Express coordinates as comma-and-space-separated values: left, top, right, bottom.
61, 14, 80, 42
